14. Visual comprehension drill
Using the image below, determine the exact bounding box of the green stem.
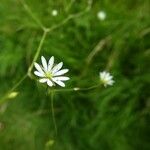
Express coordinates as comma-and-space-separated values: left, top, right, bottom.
20, 0, 46, 30
51, 84, 101, 93
50, 91, 57, 136
28, 30, 47, 75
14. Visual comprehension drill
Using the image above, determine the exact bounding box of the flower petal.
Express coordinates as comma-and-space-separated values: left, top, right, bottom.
52, 76, 70, 81
100, 71, 107, 79
52, 79, 65, 87
52, 62, 63, 74
34, 71, 45, 77
108, 80, 115, 85
34, 62, 44, 74
48, 56, 54, 71
41, 56, 48, 71
47, 80, 53, 87
39, 78, 48, 83
105, 73, 111, 79
106, 75, 113, 80
53, 69, 69, 76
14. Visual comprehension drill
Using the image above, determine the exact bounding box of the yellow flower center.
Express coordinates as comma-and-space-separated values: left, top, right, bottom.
45, 72, 52, 79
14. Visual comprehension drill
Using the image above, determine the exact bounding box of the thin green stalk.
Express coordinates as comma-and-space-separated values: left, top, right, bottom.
50, 91, 57, 136
20, 0, 46, 30
47, 0, 93, 32
51, 84, 101, 93
28, 30, 48, 76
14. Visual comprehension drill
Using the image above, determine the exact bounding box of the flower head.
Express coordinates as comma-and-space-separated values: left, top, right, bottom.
99, 71, 114, 87
8, 92, 18, 99
97, 11, 106, 21
51, 10, 58, 16
34, 56, 69, 87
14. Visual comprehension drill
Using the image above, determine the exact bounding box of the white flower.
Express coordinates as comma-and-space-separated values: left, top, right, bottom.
97, 11, 106, 20
51, 10, 58, 16
99, 71, 114, 87
34, 56, 69, 87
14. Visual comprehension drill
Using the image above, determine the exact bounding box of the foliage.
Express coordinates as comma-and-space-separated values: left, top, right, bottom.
0, 0, 149, 150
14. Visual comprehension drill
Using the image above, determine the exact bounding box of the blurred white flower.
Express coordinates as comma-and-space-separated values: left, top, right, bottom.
51, 10, 58, 16
34, 56, 69, 87
99, 71, 114, 87
97, 11, 106, 20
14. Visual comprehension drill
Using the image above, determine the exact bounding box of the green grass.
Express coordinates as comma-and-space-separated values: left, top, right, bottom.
0, 0, 150, 149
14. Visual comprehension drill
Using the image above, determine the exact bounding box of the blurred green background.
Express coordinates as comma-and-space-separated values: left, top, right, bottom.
0, 0, 150, 150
